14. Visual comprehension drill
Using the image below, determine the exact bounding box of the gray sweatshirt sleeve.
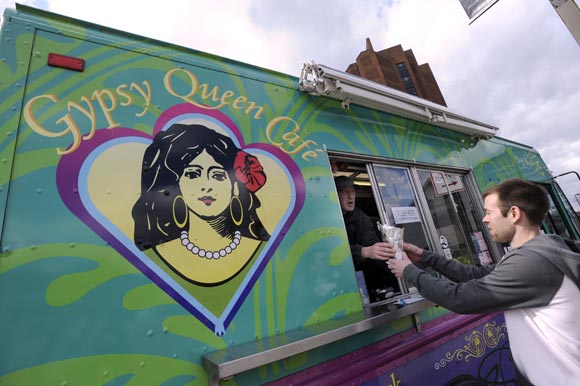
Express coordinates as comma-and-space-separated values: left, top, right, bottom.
419, 250, 495, 281
403, 250, 564, 314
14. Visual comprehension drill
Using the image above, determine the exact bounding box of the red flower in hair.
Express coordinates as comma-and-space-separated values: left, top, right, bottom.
234, 151, 266, 192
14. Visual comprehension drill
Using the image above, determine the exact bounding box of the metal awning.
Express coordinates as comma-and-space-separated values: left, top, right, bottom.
299, 61, 498, 138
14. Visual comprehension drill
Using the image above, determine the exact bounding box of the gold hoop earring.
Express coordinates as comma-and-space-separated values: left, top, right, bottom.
172, 195, 188, 228
230, 195, 243, 226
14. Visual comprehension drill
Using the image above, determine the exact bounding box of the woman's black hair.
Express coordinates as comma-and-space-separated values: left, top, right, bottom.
132, 123, 269, 250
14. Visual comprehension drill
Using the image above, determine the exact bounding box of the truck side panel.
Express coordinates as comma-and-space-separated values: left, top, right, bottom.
0, 6, 553, 385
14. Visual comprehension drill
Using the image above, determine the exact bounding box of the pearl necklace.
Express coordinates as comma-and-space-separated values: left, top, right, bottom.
180, 230, 241, 259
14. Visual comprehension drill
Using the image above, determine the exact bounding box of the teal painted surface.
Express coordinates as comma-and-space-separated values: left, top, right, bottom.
0, 6, 553, 386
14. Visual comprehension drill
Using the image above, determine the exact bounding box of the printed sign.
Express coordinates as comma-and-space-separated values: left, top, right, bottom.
440, 235, 453, 259
391, 206, 421, 224
471, 231, 493, 265
431, 172, 465, 196
458, 0, 499, 20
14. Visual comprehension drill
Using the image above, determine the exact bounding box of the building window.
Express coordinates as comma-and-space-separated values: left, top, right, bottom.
396, 62, 417, 96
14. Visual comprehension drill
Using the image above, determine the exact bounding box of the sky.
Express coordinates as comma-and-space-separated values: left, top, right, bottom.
1, 0, 579, 210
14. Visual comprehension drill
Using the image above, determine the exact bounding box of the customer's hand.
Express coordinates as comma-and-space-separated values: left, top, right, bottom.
362, 242, 395, 261
387, 253, 412, 278
403, 243, 424, 263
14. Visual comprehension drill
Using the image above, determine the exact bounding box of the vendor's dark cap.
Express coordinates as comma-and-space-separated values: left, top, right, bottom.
334, 176, 354, 192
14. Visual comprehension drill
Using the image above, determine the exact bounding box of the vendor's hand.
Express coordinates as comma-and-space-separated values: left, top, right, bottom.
362, 242, 395, 261
387, 253, 412, 278
403, 243, 424, 263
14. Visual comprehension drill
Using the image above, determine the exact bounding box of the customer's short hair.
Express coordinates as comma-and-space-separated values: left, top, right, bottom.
482, 178, 549, 226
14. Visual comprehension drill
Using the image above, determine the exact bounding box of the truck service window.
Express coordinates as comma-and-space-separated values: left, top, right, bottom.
330, 155, 497, 310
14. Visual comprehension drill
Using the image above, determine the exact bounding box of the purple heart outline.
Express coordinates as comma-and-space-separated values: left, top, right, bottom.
57, 104, 305, 334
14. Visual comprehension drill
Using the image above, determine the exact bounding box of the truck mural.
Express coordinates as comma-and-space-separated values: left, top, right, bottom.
1, 5, 579, 386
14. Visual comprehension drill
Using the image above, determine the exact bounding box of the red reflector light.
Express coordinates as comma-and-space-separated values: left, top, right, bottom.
47, 53, 85, 72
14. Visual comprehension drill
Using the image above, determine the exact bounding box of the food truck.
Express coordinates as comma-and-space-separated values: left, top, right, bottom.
1, 5, 579, 385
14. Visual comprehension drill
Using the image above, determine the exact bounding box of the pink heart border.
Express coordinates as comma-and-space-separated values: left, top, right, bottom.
57, 104, 305, 334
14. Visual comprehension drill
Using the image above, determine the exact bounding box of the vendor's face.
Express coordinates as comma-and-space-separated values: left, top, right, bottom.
179, 150, 232, 218
338, 186, 356, 212
483, 193, 515, 244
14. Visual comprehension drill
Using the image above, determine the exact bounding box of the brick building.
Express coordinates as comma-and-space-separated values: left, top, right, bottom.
346, 38, 447, 106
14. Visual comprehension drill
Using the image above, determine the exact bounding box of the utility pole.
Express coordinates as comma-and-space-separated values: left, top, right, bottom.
549, 0, 580, 45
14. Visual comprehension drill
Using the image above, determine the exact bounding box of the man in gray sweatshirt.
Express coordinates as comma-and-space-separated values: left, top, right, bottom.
387, 178, 580, 386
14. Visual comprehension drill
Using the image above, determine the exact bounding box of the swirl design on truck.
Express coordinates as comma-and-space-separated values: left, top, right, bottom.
434, 321, 507, 369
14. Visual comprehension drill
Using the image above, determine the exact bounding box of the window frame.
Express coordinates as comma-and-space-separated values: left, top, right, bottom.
329, 151, 501, 312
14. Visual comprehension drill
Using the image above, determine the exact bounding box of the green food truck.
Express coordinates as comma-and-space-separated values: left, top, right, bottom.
1, 5, 579, 386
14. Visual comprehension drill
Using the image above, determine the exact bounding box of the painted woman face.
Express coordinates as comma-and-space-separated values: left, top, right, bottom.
179, 150, 232, 218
